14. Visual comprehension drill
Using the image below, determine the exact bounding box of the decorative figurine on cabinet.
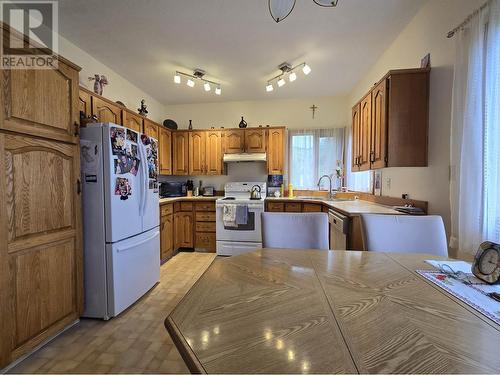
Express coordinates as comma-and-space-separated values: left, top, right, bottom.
138, 99, 148, 117
88, 74, 109, 95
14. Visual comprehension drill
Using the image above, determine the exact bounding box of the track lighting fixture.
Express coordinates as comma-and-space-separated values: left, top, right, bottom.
174, 69, 222, 95
269, 0, 339, 23
265, 62, 311, 92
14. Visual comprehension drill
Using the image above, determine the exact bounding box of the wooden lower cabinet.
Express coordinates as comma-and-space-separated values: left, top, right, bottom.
160, 214, 174, 262
174, 212, 194, 249
302, 203, 322, 212
285, 202, 302, 212
194, 202, 216, 253
266, 202, 284, 212
0, 133, 83, 367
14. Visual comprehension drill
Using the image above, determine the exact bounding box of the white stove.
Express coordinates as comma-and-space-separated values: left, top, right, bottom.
216, 182, 266, 256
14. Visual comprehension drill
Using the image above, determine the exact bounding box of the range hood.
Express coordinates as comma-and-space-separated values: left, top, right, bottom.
223, 153, 267, 163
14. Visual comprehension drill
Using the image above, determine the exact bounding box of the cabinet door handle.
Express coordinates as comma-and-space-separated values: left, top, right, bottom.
370, 151, 375, 163
76, 179, 81, 195
74, 122, 80, 136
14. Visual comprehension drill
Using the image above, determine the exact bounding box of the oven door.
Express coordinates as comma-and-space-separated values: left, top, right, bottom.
216, 203, 263, 243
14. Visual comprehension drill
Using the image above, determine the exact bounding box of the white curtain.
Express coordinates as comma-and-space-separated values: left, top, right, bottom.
288, 128, 344, 190
344, 126, 373, 192
450, 0, 500, 253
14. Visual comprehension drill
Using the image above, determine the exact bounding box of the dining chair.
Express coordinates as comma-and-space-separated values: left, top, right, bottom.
360, 214, 448, 257
261, 212, 329, 250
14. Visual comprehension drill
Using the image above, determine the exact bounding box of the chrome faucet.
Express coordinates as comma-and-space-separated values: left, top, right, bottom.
317, 174, 334, 199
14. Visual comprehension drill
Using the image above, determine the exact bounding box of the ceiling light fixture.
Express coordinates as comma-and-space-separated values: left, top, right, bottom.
265, 62, 311, 92
269, 0, 339, 23
174, 69, 222, 95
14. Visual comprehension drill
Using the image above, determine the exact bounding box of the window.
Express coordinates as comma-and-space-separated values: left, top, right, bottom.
288, 129, 344, 190
344, 126, 372, 192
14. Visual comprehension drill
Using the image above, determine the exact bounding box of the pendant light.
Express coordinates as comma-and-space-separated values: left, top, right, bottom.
269, 0, 339, 23
268, 0, 296, 23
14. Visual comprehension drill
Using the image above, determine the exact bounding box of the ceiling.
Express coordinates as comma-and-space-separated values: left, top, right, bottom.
58, 0, 424, 105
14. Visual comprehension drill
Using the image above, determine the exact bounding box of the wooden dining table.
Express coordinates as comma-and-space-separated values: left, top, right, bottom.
165, 249, 500, 374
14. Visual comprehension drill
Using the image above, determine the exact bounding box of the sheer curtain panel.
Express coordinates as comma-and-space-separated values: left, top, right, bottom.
288, 128, 344, 190
450, 0, 500, 252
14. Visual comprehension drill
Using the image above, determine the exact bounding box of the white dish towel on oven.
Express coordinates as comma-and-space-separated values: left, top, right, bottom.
223, 204, 237, 227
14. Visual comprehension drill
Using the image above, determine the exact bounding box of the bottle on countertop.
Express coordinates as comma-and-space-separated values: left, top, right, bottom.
280, 184, 284, 198
288, 183, 294, 198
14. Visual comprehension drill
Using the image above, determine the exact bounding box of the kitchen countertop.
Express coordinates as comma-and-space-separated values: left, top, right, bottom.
159, 196, 219, 204
159, 195, 403, 216
265, 196, 403, 216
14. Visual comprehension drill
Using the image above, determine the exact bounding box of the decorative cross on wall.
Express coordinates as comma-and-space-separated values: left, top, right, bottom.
310, 104, 318, 119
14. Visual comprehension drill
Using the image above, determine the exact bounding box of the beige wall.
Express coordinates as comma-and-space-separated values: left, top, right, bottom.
164, 96, 349, 130
58, 35, 168, 123
348, 0, 483, 236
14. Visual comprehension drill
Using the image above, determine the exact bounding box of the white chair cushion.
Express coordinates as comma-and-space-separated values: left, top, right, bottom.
361, 214, 448, 257
261, 212, 329, 250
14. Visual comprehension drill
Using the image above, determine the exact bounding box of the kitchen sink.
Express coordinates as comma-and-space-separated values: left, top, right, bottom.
297, 196, 352, 202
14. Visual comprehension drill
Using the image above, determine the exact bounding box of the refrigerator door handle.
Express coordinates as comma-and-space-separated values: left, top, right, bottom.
138, 138, 147, 217
116, 230, 159, 253
140, 138, 149, 216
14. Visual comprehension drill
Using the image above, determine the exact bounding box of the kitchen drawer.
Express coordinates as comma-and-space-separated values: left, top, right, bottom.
195, 221, 216, 232
160, 203, 173, 216
302, 203, 322, 212
195, 232, 216, 250
180, 202, 193, 211
285, 202, 302, 212
195, 211, 216, 222
266, 202, 284, 212
195, 202, 215, 211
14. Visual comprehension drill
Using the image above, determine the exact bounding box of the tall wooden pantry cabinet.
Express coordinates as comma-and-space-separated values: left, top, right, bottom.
0, 23, 83, 368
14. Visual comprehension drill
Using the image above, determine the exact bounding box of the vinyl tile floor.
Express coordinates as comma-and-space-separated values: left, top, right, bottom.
8, 252, 217, 374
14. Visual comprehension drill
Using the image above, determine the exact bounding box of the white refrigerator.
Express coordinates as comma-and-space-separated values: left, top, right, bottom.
80, 122, 160, 319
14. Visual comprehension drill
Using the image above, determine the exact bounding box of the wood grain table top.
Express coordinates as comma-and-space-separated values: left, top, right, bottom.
165, 250, 500, 374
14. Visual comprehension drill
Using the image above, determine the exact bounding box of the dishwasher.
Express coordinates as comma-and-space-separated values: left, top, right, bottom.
328, 209, 349, 250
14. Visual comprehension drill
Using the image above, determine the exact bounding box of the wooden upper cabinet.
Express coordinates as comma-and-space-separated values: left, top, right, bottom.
143, 119, 159, 140
91, 96, 122, 125
0, 60, 80, 144
358, 94, 371, 171
223, 129, 245, 153
122, 111, 143, 133
371, 80, 387, 169
79, 88, 92, 121
267, 128, 285, 175
351, 68, 429, 171
205, 131, 222, 175
189, 131, 205, 175
385, 70, 429, 167
351, 104, 361, 172
173, 131, 189, 175
0, 133, 82, 362
245, 129, 266, 153
159, 127, 172, 175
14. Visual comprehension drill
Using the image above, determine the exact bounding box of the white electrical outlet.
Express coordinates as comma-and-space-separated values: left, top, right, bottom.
386, 177, 391, 189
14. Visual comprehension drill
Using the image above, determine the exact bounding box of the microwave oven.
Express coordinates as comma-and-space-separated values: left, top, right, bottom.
160, 182, 187, 198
